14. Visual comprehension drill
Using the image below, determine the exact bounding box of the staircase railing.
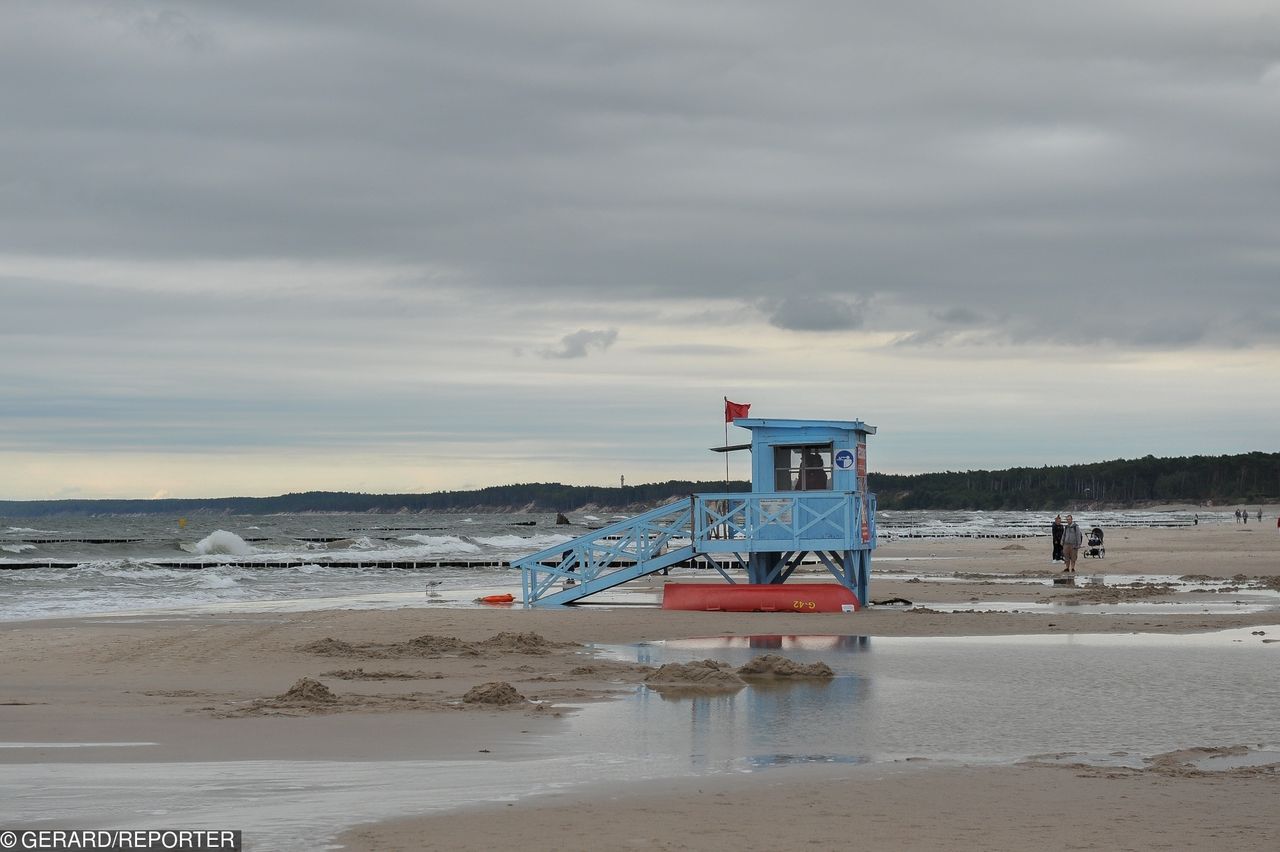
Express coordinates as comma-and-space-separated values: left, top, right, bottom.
514, 491, 877, 605
693, 491, 875, 551
515, 498, 693, 605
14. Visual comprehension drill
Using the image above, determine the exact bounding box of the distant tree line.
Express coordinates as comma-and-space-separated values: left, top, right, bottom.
1, 453, 1275, 517
0, 479, 752, 518
868, 452, 1280, 510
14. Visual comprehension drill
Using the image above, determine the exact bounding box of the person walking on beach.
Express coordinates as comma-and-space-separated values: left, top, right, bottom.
1060, 514, 1083, 573
1051, 515, 1064, 562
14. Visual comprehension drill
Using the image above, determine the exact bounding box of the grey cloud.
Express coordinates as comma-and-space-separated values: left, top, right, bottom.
764, 295, 866, 332
129, 8, 216, 52
2, 1, 1278, 351
932, 307, 984, 326
540, 328, 618, 359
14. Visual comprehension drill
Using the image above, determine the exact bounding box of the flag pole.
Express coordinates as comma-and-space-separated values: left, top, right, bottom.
723, 397, 730, 489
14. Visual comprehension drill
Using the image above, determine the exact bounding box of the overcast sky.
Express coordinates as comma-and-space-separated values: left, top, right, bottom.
3, 1, 1278, 500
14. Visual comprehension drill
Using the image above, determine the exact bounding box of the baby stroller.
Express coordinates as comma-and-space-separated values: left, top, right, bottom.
1083, 526, 1104, 558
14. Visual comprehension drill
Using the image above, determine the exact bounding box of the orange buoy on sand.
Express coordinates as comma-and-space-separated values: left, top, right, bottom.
477, 593, 516, 605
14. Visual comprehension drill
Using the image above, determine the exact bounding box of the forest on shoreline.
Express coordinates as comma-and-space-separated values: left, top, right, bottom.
2, 452, 1276, 518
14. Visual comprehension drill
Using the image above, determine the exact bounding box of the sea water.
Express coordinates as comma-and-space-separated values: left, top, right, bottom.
0, 509, 1225, 621
0, 512, 578, 620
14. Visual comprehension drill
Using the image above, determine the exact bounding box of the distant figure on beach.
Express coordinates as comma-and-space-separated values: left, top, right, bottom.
1060, 514, 1082, 573
1235, 509, 1241, 523
1193, 513, 1199, 525
1051, 515, 1064, 562
1259, 509, 1263, 522
1244, 511, 1248, 525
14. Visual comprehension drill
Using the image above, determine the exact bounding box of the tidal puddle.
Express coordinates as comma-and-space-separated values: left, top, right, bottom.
577, 627, 1280, 770
925, 600, 1279, 615
888, 571, 1280, 595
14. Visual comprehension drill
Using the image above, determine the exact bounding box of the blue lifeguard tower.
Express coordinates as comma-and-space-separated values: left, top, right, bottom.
514, 417, 877, 608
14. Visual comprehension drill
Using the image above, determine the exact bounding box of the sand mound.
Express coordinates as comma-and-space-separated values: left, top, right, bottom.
299, 634, 482, 659
1001, 543, 1027, 551
405, 634, 479, 656
217, 679, 450, 717
298, 638, 363, 657
1070, 583, 1172, 604
462, 681, 527, 705
320, 668, 437, 681
477, 631, 560, 655
299, 632, 579, 661
1146, 746, 1280, 778
278, 677, 339, 704
736, 654, 835, 679
644, 659, 744, 691
475, 631, 580, 655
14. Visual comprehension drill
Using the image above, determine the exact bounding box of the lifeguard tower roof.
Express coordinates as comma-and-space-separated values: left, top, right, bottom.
737, 417, 875, 434
733, 417, 876, 434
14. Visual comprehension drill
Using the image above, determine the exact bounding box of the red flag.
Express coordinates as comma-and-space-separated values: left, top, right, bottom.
724, 398, 751, 422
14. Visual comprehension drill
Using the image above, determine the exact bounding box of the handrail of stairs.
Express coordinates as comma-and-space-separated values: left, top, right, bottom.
514, 498, 693, 605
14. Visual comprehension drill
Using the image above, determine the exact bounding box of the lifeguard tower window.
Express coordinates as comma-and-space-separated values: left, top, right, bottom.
774, 444, 833, 491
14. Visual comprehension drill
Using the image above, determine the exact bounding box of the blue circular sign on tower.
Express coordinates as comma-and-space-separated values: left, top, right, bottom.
834, 449, 856, 471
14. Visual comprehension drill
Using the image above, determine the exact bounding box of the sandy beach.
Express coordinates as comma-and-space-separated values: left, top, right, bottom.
2, 522, 1278, 850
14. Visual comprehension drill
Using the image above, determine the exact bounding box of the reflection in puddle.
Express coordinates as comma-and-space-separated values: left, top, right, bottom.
581, 627, 1280, 773
652, 634, 872, 654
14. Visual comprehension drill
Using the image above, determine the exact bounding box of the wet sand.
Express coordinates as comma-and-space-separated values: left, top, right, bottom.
1, 522, 1278, 850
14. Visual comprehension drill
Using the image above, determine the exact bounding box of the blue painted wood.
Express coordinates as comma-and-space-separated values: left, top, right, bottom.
692, 492, 871, 553
514, 499, 694, 606
515, 418, 878, 606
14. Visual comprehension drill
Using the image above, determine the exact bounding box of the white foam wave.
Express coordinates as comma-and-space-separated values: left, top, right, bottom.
395, 535, 482, 555
196, 573, 242, 589
188, 530, 256, 556
472, 534, 574, 550
5, 527, 56, 534
2, 544, 37, 553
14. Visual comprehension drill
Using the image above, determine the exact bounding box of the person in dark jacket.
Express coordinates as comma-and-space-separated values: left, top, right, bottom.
1060, 514, 1083, 573
1051, 515, 1064, 562
799, 448, 828, 491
